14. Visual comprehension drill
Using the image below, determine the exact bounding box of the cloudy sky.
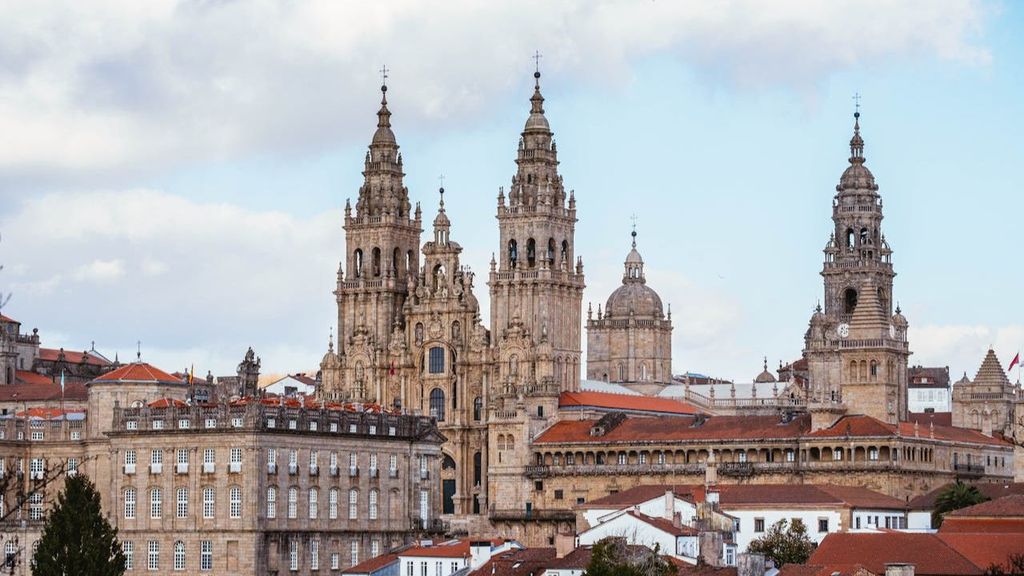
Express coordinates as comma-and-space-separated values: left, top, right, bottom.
1, 0, 1021, 383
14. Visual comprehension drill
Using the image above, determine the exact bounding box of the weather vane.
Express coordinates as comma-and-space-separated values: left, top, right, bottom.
853, 92, 862, 114
533, 50, 542, 74
380, 64, 389, 87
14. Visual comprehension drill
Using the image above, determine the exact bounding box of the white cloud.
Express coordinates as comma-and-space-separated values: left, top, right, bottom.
0, 189, 343, 372
0, 0, 993, 177
73, 259, 125, 283
912, 323, 1024, 380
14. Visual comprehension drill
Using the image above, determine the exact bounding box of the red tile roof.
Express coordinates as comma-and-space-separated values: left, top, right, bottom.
38, 348, 111, 366
147, 398, 189, 409
947, 494, 1024, 519
0, 313, 18, 323
909, 483, 1024, 511
345, 552, 399, 575
15, 407, 85, 419
940, 518, 1024, 534
809, 532, 982, 575
626, 510, 698, 536
584, 483, 903, 510
402, 538, 506, 559
807, 414, 1010, 446
534, 413, 808, 444
92, 362, 182, 384
909, 412, 952, 427
0, 381, 88, 402
469, 548, 556, 576
559, 391, 700, 415
15, 370, 52, 386
779, 564, 876, 576
936, 533, 1024, 570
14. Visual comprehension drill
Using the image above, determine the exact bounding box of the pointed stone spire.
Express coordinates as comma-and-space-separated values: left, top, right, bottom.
838, 110, 878, 192
372, 82, 395, 145
972, 349, 1012, 393
848, 278, 887, 337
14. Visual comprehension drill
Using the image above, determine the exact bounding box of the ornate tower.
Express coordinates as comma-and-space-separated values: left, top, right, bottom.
402, 188, 491, 518
488, 69, 586, 400
586, 229, 673, 393
322, 81, 423, 403
804, 112, 910, 429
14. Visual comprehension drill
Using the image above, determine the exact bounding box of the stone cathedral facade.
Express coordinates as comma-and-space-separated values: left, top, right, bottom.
318, 72, 1021, 543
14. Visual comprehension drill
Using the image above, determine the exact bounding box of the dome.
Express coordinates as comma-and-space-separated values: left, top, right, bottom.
372, 125, 396, 145
755, 369, 777, 383
838, 163, 877, 191
625, 247, 643, 265
524, 73, 550, 132
605, 282, 664, 319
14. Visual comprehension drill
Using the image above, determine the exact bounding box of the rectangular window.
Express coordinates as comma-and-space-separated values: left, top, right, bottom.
329, 488, 338, 520
230, 447, 242, 473
31, 431, 43, 441
310, 450, 319, 473
310, 539, 319, 571
554, 489, 564, 500
230, 486, 242, 518
150, 488, 162, 519
176, 488, 188, 518
123, 541, 134, 570
231, 417, 243, 428
152, 420, 164, 430
534, 480, 543, 491
178, 419, 190, 429
288, 487, 298, 519
204, 448, 215, 464
818, 518, 829, 533
148, 541, 159, 571
289, 539, 299, 572
309, 488, 318, 519
350, 541, 359, 567
200, 541, 212, 571
205, 418, 217, 429
371, 540, 379, 559
124, 488, 137, 519
126, 420, 138, 430
331, 554, 340, 570
349, 489, 358, 519
754, 518, 765, 532
309, 420, 318, 432
203, 487, 215, 519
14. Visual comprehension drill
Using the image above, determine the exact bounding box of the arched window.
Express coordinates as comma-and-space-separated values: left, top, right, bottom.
473, 397, 482, 421
369, 489, 379, 520
266, 486, 277, 519
429, 389, 446, 421
508, 240, 518, 268
372, 247, 382, 277
473, 452, 482, 486
846, 228, 855, 249
392, 247, 400, 275
860, 227, 869, 245
547, 238, 556, 264
329, 488, 338, 519
173, 541, 185, 571
407, 250, 415, 274
433, 264, 446, 292
869, 360, 878, 379
428, 347, 445, 374
844, 288, 858, 314
618, 364, 625, 382
288, 487, 297, 519
354, 249, 364, 278
640, 364, 648, 381
348, 489, 358, 519
308, 487, 318, 519
355, 361, 365, 381
561, 240, 569, 263
442, 454, 456, 470
849, 361, 858, 382
527, 238, 536, 267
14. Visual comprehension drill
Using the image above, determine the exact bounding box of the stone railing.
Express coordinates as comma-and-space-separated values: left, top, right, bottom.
488, 506, 575, 522
953, 463, 985, 478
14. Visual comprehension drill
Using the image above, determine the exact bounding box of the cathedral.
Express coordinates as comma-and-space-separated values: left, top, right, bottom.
318, 69, 1023, 541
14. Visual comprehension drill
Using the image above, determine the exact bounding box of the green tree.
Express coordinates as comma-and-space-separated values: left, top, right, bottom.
586, 537, 678, 576
933, 481, 988, 527
31, 474, 125, 576
747, 518, 815, 567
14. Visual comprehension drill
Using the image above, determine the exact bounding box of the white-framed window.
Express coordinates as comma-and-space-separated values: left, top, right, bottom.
869, 447, 879, 461
204, 448, 215, 465
369, 453, 378, 475
289, 539, 299, 572
229, 485, 242, 519
349, 489, 358, 519
267, 417, 276, 429
200, 541, 212, 571
268, 448, 277, 469
833, 448, 843, 461
390, 454, 398, 474
369, 489, 378, 520
288, 419, 297, 430
786, 450, 795, 462
288, 486, 298, 519
349, 424, 357, 433
330, 422, 338, 432
203, 486, 215, 519
267, 486, 277, 519
309, 420, 318, 432
176, 487, 188, 518
152, 420, 164, 430
148, 541, 160, 571
369, 425, 377, 435
70, 430, 81, 440
29, 492, 43, 520
31, 431, 43, 441
205, 418, 217, 429
123, 541, 134, 570
173, 541, 185, 571
150, 488, 162, 519
329, 488, 338, 520
231, 417, 243, 428
310, 539, 320, 570
331, 553, 340, 570
124, 488, 137, 519
349, 452, 358, 470
127, 420, 138, 430
30, 457, 45, 479
230, 447, 242, 471
388, 426, 396, 436
309, 487, 318, 519
176, 449, 188, 465
310, 449, 319, 473
371, 540, 379, 558
350, 541, 359, 567
289, 449, 298, 474
178, 419, 190, 429
151, 449, 163, 465
738, 451, 748, 463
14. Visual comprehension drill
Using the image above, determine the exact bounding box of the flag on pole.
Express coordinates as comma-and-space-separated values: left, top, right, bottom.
1009, 352, 1021, 373
189, 364, 195, 386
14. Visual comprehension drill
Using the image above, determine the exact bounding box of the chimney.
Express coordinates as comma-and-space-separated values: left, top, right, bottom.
673, 511, 682, 529
664, 489, 674, 520
885, 563, 915, 576
554, 532, 575, 559
737, 553, 766, 576
698, 531, 724, 567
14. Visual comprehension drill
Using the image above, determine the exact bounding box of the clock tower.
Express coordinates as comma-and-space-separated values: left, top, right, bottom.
804, 112, 910, 429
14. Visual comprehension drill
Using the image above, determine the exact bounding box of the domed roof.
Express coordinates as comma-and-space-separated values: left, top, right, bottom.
371, 85, 396, 145
754, 357, 777, 383
605, 282, 664, 319
524, 72, 550, 132
625, 246, 643, 265
837, 112, 879, 193
433, 188, 450, 228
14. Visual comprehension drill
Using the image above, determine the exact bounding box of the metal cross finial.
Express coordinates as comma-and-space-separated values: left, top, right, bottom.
438, 174, 445, 189
136, 340, 141, 362
380, 64, 389, 87
533, 50, 542, 74
853, 92, 862, 114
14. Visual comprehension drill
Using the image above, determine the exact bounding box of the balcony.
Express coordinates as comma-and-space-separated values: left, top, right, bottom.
369, 468, 379, 479
349, 467, 359, 478
229, 462, 241, 474
310, 466, 319, 476
175, 463, 189, 475
150, 463, 163, 474
719, 462, 754, 477
267, 463, 277, 474
329, 466, 339, 477
488, 507, 575, 522
525, 463, 705, 478
202, 463, 215, 474
953, 463, 985, 478
389, 469, 399, 479
288, 464, 298, 475
124, 464, 136, 475
410, 517, 449, 534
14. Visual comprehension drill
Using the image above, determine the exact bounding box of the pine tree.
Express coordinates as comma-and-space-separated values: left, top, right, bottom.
31, 474, 125, 576
747, 518, 816, 567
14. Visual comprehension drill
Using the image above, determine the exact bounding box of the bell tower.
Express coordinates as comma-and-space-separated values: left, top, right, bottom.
489, 69, 585, 397
805, 111, 910, 428
322, 77, 423, 403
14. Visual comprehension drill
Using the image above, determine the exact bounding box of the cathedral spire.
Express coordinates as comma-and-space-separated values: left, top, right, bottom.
849, 111, 864, 164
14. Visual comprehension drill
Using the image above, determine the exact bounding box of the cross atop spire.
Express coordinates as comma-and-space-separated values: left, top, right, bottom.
630, 214, 638, 248
533, 50, 542, 77
853, 92, 861, 115
380, 64, 389, 89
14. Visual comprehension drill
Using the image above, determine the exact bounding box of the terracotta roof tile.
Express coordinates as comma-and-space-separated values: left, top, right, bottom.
809, 532, 982, 575
559, 391, 700, 415
147, 398, 189, 409
402, 538, 507, 559
92, 362, 183, 384
908, 411, 952, 427
936, 533, 1024, 570
940, 518, 1024, 533
947, 494, 1024, 518
584, 483, 902, 510
15, 407, 85, 419
807, 414, 1010, 446
469, 548, 556, 576
585, 484, 698, 508
909, 483, 1024, 510
0, 381, 88, 402
15, 370, 52, 386
534, 413, 808, 445
626, 511, 698, 536
38, 348, 111, 366
345, 552, 399, 574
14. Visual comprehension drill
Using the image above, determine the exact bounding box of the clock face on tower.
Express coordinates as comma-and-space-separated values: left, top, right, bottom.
837, 323, 850, 338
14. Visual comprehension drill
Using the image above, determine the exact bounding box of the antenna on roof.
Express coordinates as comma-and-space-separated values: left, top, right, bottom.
136, 341, 142, 362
